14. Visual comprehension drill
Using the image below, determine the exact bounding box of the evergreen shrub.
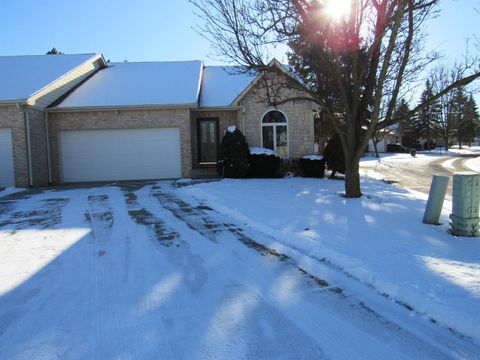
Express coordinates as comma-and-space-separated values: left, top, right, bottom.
217, 126, 250, 178
300, 156, 325, 178
248, 147, 280, 178
323, 133, 345, 177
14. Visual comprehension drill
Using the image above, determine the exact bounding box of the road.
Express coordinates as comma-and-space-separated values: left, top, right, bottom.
361, 153, 479, 200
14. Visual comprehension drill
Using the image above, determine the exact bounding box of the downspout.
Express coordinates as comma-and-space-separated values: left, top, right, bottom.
45, 111, 52, 184
24, 108, 34, 187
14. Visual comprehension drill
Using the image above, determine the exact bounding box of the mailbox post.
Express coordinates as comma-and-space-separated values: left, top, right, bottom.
449, 173, 480, 237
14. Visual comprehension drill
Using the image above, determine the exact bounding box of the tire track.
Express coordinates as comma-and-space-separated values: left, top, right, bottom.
149, 183, 478, 357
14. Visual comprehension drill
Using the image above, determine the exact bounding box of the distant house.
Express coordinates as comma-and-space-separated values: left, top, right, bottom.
368, 125, 403, 153
0, 54, 316, 187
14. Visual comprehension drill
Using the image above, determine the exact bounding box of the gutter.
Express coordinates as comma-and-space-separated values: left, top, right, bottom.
48, 102, 199, 113
0, 99, 28, 106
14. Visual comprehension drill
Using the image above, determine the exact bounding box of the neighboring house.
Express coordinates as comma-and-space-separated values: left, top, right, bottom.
368, 125, 403, 153
0, 54, 315, 187
0, 53, 107, 187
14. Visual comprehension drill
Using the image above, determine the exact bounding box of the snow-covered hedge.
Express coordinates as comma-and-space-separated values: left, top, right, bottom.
248, 147, 280, 178
300, 155, 325, 178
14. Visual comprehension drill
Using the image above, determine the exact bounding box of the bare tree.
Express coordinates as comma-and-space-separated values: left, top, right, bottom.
191, 0, 480, 197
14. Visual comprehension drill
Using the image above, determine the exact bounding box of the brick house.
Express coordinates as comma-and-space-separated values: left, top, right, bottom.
0, 54, 316, 187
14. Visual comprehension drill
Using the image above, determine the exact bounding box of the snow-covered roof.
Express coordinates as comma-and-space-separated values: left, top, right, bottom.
55, 61, 203, 109
199, 66, 256, 107
0, 53, 99, 102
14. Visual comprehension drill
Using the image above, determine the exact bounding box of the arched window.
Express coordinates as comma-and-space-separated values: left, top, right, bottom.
261, 110, 288, 157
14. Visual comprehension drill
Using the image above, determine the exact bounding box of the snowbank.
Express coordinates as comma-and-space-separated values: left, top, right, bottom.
465, 157, 480, 172
0, 187, 23, 198
178, 177, 480, 344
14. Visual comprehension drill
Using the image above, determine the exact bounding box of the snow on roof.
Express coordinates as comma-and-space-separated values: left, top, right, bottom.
56, 60, 203, 109
199, 66, 256, 107
0, 53, 99, 102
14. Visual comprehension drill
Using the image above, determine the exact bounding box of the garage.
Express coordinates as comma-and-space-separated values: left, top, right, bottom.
59, 128, 181, 182
0, 129, 15, 187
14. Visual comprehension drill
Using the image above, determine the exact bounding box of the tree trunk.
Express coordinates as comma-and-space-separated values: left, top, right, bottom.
344, 160, 362, 198
373, 139, 380, 158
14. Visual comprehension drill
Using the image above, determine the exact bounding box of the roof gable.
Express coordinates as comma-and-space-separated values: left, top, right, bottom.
55, 61, 203, 109
0, 53, 101, 103
230, 59, 296, 106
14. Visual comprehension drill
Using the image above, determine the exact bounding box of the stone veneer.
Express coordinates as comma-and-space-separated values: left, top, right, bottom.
48, 108, 192, 183
238, 81, 316, 158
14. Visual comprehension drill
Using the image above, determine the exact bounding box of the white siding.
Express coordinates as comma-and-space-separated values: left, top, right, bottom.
29, 57, 104, 109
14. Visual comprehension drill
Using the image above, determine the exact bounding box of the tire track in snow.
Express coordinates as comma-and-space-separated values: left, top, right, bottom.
148, 183, 478, 358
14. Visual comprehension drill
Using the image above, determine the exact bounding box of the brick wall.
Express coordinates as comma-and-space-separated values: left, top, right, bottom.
238, 81, 316, 158
0, 105, 29, 187
26, 108, 49, 186
48, 108, 192, 183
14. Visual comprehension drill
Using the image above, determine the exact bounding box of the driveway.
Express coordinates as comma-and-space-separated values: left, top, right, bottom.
0, 182, 477, 359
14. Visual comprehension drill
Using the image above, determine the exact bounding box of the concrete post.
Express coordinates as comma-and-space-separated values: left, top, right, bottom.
449, 173, 480, 237
423, 175, 449, 225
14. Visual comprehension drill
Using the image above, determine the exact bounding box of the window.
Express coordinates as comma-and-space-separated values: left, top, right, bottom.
261, 110, 288, 157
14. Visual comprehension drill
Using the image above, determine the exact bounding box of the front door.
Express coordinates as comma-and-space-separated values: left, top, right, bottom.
198, 118, 219, 164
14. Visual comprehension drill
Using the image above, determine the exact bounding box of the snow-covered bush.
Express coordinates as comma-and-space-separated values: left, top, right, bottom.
248, 147, 280, 178
218, 125, 250, 178
300, 155, 325, 178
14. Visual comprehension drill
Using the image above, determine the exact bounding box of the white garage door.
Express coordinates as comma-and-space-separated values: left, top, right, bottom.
60, 128, 181, 182
0, 129, 15, 187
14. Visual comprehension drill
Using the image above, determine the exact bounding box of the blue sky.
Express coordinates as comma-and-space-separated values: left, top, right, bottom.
0, 0, 478, 99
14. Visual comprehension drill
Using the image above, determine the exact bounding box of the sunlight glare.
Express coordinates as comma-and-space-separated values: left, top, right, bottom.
325, 0, 351, 20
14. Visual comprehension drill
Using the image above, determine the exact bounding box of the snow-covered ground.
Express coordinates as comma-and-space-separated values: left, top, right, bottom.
465, 157, 480, 172
1, 182, 479, 358
0, 187, 23, 198
177, 176, 480, 346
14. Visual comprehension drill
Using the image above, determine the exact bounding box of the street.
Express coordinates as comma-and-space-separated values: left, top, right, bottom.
361, 153, 480, 200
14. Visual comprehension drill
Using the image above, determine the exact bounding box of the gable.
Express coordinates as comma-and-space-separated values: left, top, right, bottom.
0, 54, 104, 106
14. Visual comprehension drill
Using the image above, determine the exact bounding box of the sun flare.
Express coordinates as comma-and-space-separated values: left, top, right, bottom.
325, 0, 351, 20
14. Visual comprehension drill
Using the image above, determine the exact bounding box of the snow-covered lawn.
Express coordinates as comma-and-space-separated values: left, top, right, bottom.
177, 176, 480, 346
1, 180, 479, 359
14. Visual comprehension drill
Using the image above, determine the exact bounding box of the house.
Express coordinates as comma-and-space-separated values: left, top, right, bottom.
368, 125, 403, 153
0, 54, 316, 187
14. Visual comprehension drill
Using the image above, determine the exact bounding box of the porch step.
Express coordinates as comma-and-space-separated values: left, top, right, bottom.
190, 168, 220, 179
